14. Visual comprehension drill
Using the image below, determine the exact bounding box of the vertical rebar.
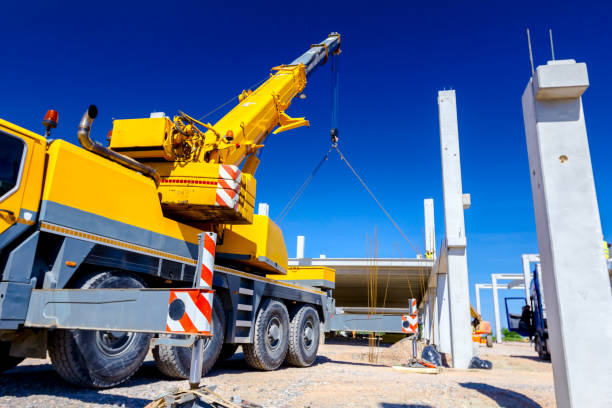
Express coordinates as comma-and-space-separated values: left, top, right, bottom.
527, 28, 535, 75
549, 29, 556, 60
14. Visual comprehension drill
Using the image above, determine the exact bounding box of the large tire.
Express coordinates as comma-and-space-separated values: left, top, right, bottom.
48, 271, 152, 388
535, 336, 551, 361
153, 296, 225, 379
286, 305, 320, 367
486, 335, 493, 348
0, 341, 24, 373
243, 298, 289, 371
217, 343, 239, 361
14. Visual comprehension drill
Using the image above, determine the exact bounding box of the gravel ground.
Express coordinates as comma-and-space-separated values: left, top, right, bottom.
0, 340, 555, 407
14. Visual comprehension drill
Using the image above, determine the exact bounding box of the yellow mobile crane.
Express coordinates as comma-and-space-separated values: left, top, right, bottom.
0, 34, 340, 389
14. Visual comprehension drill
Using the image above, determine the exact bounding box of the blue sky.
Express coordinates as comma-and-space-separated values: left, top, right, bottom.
2, 1, 610, 333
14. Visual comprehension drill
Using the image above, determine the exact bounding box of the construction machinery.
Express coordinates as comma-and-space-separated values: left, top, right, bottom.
506, 266, 550, 360
0, 33, 342, 389
470, 304, 493, 347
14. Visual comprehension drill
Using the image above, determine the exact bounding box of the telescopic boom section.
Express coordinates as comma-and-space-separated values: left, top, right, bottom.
202, 32, 341, 167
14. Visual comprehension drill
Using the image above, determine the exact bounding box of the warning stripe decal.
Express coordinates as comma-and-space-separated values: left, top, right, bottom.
401, 314, 418, 334
166, 290, 213, 334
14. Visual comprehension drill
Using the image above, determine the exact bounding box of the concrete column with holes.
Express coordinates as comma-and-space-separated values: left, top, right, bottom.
522, 59, 612, 407
438, 90, 472, 368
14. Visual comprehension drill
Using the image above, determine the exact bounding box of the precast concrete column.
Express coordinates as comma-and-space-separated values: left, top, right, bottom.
475, 284, 481, 316
438, 90, 472, 368
436, 273, 452, 354
432, 283, 440, 346
491, 275, 502, 343
521, 254, 538, 302
423, 297, 430, 341
424, 199, 436, 258
522, 59, 612, 407
296, 236, 305, 259
521, 254, 532, 302
258, 203, 269, 216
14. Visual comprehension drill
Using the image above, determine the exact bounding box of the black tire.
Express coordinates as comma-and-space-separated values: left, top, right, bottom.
48, 271, 152, 388
0, 341, 24, 374
535, 336, 551, 361
217, 343, 239, 361
286, 305, 320, 367
486, 335, 493, 348
153, 296, 225, 379
243, 298, 289, 371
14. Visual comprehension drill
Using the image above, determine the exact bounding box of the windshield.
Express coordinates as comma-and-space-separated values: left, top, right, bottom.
0, 132, 26, 199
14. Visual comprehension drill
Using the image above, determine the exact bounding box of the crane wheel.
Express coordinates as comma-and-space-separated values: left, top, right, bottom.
243, 298, 289, 371
217, 343, 239, 361
48, 271, 152, 388
486, 335, 493, 348
0, 341, 24, 374
286, 305, 320, 367
153, 296, 225, 379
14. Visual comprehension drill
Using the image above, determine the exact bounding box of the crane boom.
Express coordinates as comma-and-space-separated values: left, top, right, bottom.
106, 33, 341, 227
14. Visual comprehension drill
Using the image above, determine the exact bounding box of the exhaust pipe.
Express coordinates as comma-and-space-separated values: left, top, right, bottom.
78, 105, 161, 186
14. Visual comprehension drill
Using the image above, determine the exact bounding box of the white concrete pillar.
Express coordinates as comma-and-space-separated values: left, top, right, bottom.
257, 203, 269, 216
521, 254, 532, 302
522, 59, 612, 407
436, 273, 452, 354
422, 296, 430, 341
424, 199, 436, 259
475, 284, 481, 316
521, 254, 538, 302
491, 275, 502, 343
432, 284, 440, 346
438, 90, 473, 369
296, 236, 305, 259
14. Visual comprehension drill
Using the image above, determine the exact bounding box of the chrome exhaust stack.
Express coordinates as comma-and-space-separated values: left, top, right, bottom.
77, 105, 161, 186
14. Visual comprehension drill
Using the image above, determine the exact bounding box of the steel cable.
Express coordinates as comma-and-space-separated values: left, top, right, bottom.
275, 147, 334, 224
334, 146, 421, 256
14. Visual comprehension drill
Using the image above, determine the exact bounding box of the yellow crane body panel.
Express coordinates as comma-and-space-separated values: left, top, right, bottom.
217, 215, 288, 275
40, 140, 200, 261
154, 161, 255, 225
110, 117, 174, 159
267, 266, 335, 290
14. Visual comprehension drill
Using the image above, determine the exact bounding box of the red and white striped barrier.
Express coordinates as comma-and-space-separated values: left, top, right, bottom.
198, 232, 217, 289
409, 298, 418, 315
402, 314, 419, 334
166, 290, 214, 335
215, 164, 241, 210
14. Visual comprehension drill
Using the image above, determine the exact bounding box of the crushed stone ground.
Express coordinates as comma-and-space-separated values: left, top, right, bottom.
0, 339, 554, 407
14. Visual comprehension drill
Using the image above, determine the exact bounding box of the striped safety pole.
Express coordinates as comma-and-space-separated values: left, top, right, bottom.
188, 232, 217, 389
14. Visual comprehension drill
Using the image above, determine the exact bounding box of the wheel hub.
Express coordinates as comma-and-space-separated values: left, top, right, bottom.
95, 330, 135, 357
303, 320, 314, 350
266, 316, 282, 350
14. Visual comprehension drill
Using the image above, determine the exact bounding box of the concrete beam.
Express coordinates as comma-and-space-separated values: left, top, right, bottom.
438, 90, 472, 368
522, 59, 612, 407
